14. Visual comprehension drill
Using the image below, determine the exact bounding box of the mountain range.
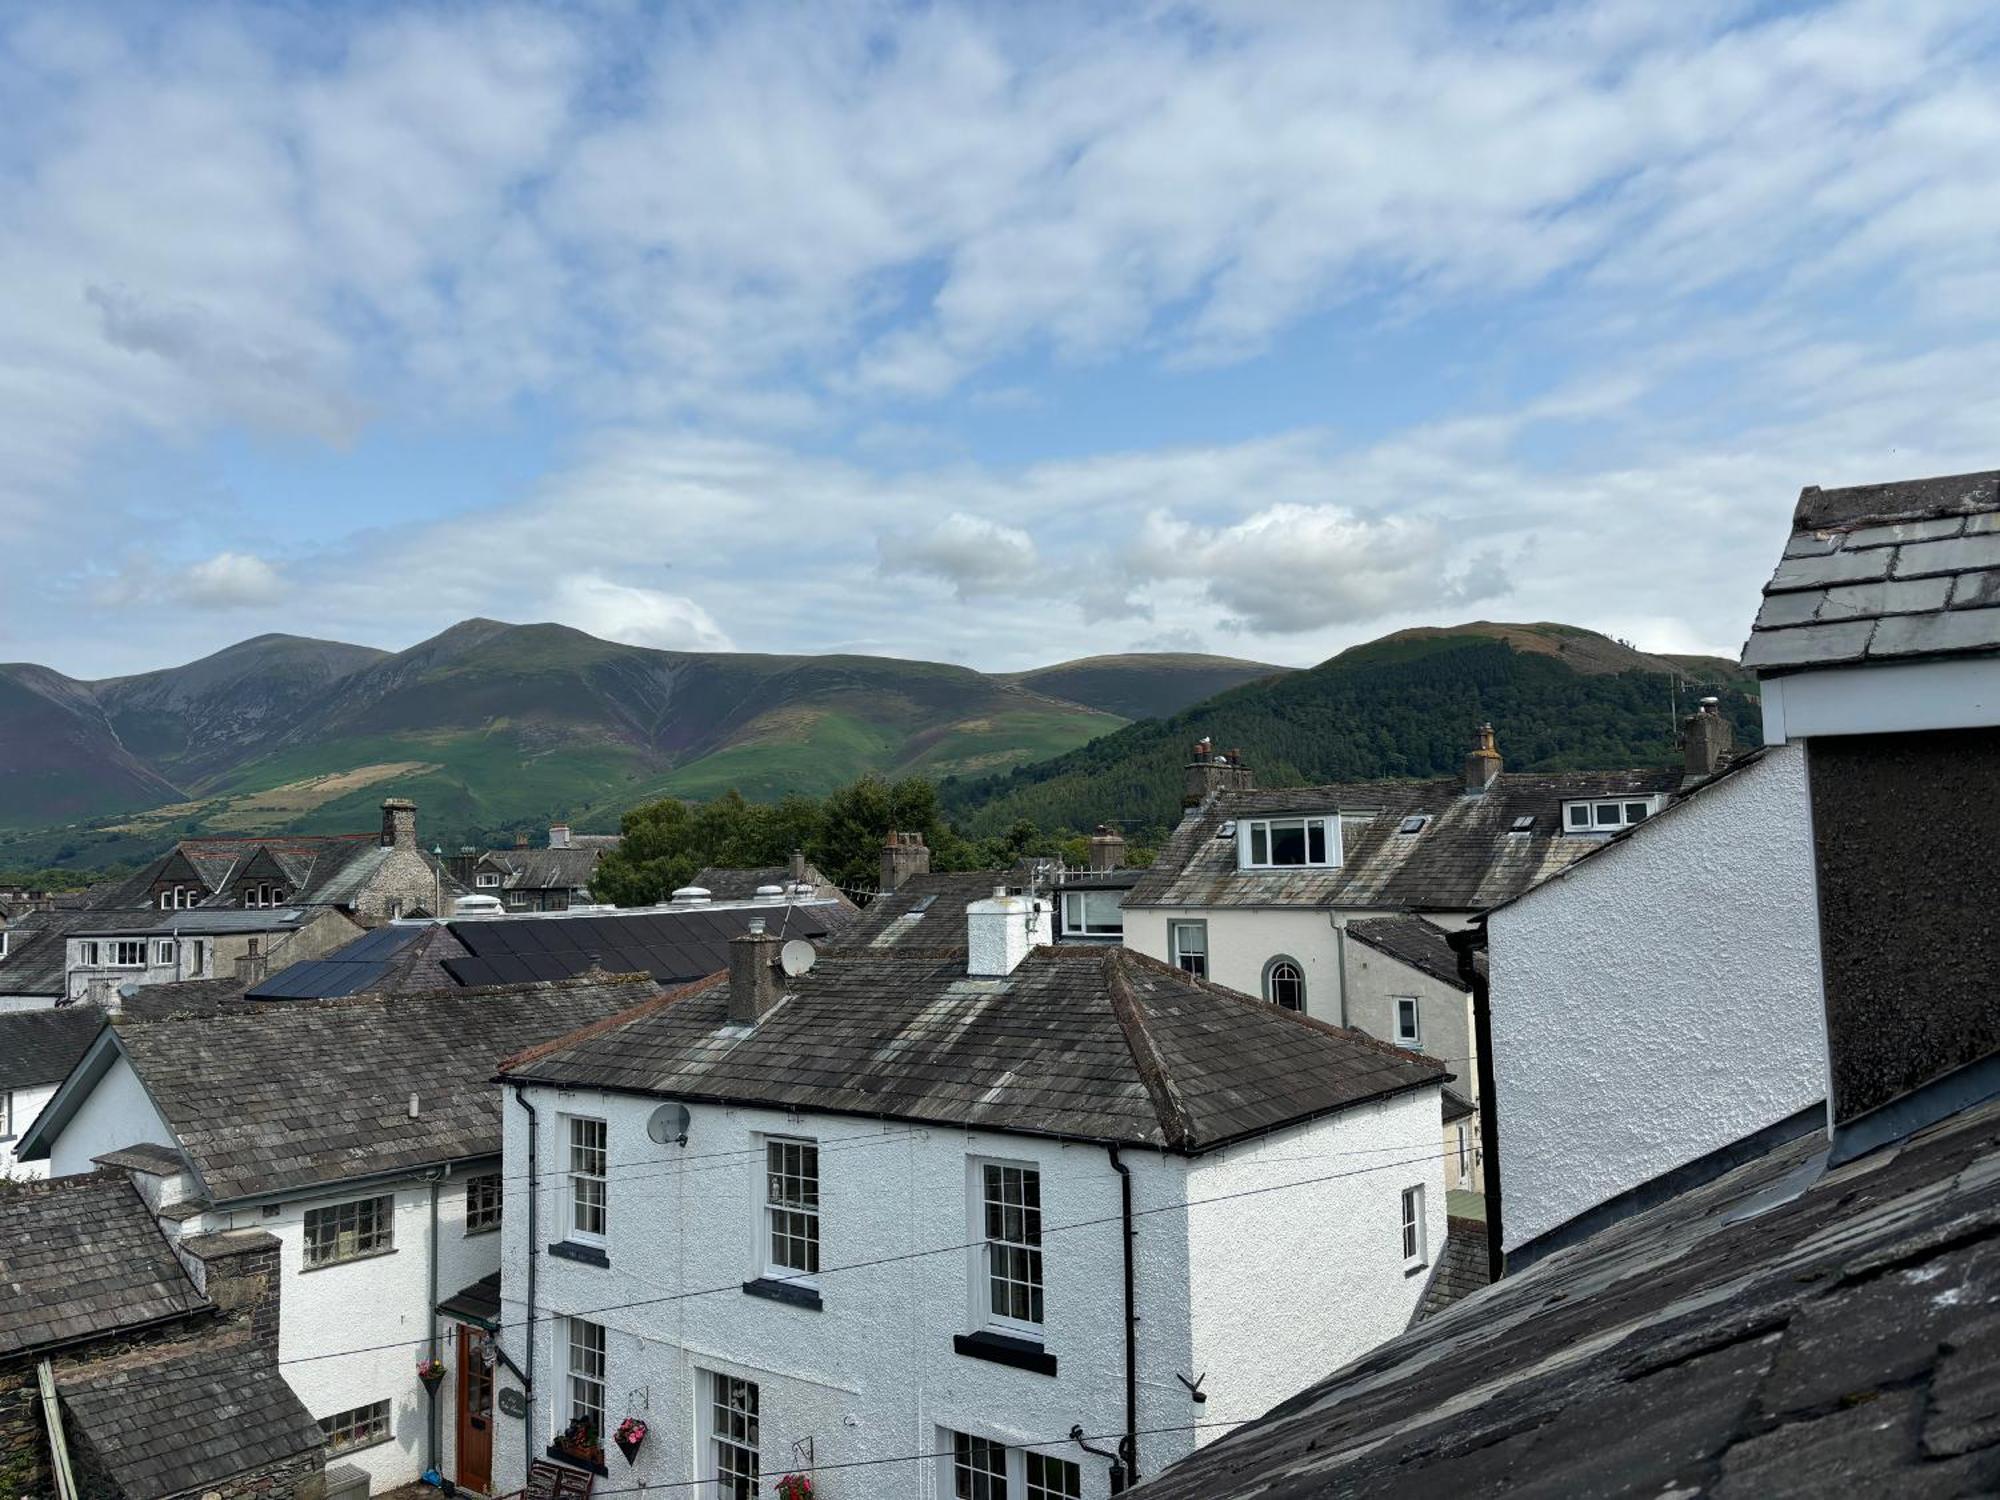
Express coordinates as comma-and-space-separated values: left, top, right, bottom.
0, 622, 1281, 866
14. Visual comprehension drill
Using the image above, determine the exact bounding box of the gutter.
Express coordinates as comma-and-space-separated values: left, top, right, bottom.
1106, 1146, 1139, 1491
511, 1083, 541, 1462
1447, 921, 1504, 1282
37, 1360, 78, 1500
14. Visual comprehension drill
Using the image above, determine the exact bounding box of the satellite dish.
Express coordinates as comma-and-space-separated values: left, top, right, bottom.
780, 939, 817, 978
646, 1102, 691, 1147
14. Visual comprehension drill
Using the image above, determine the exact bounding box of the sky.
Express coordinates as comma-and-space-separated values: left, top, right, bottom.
7, 0, 2000, 680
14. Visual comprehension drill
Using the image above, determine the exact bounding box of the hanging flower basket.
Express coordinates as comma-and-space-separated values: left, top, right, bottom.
777, 1475, 814, 1500
417, 1357, 447, 1392
614, 1416, 649, 1464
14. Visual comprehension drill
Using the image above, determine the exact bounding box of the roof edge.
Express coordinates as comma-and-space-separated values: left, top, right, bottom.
1104, 949, 1195, 1150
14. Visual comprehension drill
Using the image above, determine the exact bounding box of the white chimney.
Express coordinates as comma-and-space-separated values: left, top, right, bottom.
549, 824, 572, 849
966, 888, 1053, 978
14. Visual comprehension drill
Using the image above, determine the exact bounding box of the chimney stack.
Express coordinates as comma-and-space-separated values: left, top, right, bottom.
514, 831, 530, 849
1463, 724, 1502, 793
549, 823, 572, 849
1681, 698, 1734, 777
1183, 739, 1254, 808
380, 798, 418, 851
789, 848, 808, 886
879, 831, 931, 895
966, 888, 1052, 977
727, 920, 786, 1025
1088, 824, 1126, 872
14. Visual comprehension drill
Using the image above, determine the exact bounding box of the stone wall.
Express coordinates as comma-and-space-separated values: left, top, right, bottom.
0, 1365, 47, 1496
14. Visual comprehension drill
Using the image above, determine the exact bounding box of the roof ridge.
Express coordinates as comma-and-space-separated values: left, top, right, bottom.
1103, 949, 1195, 1150
497, 970, 722, 1074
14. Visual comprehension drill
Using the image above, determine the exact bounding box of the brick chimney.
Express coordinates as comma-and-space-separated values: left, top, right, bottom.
727, 920, 785, 1026
1682, 698, 1734, 777
1464, 724, 1502, 793
1088, 825, 1126, 872
549, 823, 572, 849
380, 798, 418, 851
1183, 739, 1254, 807
186, 1229, 283, 1353
879, 831, 931, 895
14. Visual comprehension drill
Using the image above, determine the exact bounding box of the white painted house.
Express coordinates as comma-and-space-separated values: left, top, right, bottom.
18, 973, 655, 1494
0, 1004, 101, 1179
1481, 741, 1828, 1266
491, 898, 1447, 1496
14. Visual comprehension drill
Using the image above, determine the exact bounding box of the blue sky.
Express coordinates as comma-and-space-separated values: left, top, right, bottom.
7, 0, 2000, 679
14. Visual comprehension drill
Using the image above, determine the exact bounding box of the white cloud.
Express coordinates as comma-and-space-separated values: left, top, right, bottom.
544, 573, 734, 652
877, 511, 1039, 598
178, 552, 285, 609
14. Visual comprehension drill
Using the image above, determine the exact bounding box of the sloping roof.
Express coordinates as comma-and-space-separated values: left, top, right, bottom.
503, 947, 1443, 1153
1345, 915, 1469, 991
121, 977, 256, 1021
0, 908, 109, 996
691, 862, 855, 911
825, 871, 1017, 952
479, 846, 606, 891
59, 1335, 324, 1500
1743, 469, 2000, 674
443, 901, 851, 988
1127, 772, 1684, 913
1127, 1094, 2000, 1499
0, 1003, 103, 1089
567, 833, 624, 851
0, 1172, 209, 1358
1411, 1215, 1491, 1325
247, 922, 470, 1000
105, 974, 658, 1202
73, 906, 332, 937
93, 833, 382, 908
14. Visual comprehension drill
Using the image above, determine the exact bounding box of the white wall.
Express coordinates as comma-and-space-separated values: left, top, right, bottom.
1342, 943, 1474, 1097
1486, 744, 1828, 1254
1126, 908, 1343, 1022
42, 1052, 172, 1176
1184, 1088, 1444, 1435
1, 1081, 58, 1179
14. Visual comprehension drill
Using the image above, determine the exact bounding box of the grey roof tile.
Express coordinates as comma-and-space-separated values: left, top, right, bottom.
1951, 571, 2000, 610
826, 871, 1021, 952
0, 1004, 103, 1089
1815, 576, 1952, 621
1782, 532, 1842, 558
504, 947, 1443, 1152
1866, 607, 2000, 660
1752, 590, 1827, 630
1740, 619, 1877, 670
1129, 1094, 2000, 1500
1894, 531, 2000, 579
1842, 515, 1966, 549
1766, 547, 1893, 590
1345, 916, 1468, 990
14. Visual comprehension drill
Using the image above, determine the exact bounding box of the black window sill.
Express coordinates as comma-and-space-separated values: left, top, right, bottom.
954, 1330, 1057, 1376
742, 1277, 822, 1311
548, 1240, 609, 1267
300, 1246, 398, 1275
1404, 1262, 1429, 1279
546, 1443, 609, 1477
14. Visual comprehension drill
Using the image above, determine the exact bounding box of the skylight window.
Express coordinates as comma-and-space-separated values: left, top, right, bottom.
1510, 815, 1535, 834
1396, 815, 1429, 835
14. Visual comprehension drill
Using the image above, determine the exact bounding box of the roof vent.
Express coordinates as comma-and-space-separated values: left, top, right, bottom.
747, 916, 766, 935
670, 886, 711, 905
754, 884, 787, 901
1215, 820, 1237, 840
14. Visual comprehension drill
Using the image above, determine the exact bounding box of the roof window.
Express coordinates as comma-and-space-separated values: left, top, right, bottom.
1562, 797, 1661, 835
1395, 815, 1430, 836
1510, 815, 1535, 834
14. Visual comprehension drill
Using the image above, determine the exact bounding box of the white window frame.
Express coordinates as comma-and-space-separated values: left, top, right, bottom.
1263, 956, 1306, 1012
1456, 1123, 1470, 1180
319, 1398, 392, 1454
1237, 814, 1343, 870
1, 1090, 14, 1141
565, 1316, 607, 1446
75, 940, 99, 967
566, 1116, 608, 1245
110, 940, 147, 968
1401, 1184, 1427, 1271
971, 1158, 1045, 1341
700, 1369, 759, 1498
1060, 888, 1123, 938
941, 1430, 1082, 1499
1562, 796, 1661, 834
762, 1136, 820, 1285
1168, 920, 1208, 979
303, 1194, 395, 1268
153, 939, 176, 966
476, 871, 501, 888
1394, 997, 1422, 1048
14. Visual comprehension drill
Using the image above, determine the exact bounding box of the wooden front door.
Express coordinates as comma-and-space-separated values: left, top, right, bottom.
457, 1324, 494, 1492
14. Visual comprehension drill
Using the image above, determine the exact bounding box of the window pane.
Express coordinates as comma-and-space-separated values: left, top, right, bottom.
1269, 820, 1307, 864
1625, 802, 1650, 823
1567, 804, 1590, 827
953, 1431, 1008, 1500
1250, 823, 1268, 864
1308, 820, 1327, 863
1027, 1451, 1082, 1500
1594, 802, 1621, 825
711, 1375, 760, 1499
983, 1164, 1044, 1329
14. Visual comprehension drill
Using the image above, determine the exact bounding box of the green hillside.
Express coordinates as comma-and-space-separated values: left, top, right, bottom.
1003, 653, 1287, 720
941, 623, 1761, 838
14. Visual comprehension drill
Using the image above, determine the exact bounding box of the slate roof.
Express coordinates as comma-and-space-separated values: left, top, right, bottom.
691, 862, 856, 911
443, 901, 851, 988
1744, 468, 2000, 673
0, 1002, 103, 1089
59, 1335, 324, 1500
92, 974, 658, 1203
0, 908, 110, 997
504, 947, 1444, 1153
479, 846, 606, 892
247, 921, 470, 1000
1127, 772, 1684, 914
1345, 916, 1469, 991
1410, 1215, 1491, 1326
0, 1172, 209, 1357
121, 977, 256, 1021
439, 1270, 502, 1327
93, 833, 381, 908
74, 906, 327, 937
1128, 1093, 2000, 1499
826, 871, 1020, 952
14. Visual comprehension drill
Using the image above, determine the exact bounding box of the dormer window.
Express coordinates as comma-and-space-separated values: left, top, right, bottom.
1238, 815, 1343, 869
1562, 797, 1661, 835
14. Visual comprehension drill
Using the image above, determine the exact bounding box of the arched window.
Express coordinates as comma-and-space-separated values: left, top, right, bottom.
1263, 956, 1306, 1012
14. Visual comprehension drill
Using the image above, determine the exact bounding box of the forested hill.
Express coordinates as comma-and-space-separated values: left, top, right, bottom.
941, 623, 1760, 838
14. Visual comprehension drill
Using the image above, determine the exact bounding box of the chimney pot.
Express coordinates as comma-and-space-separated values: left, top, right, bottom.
1088, 824, 1126, 872
728, 927, 785, 1025
1184, 743, 1253, 808
879, 829, 931, 894
1464, 724, 1503, 793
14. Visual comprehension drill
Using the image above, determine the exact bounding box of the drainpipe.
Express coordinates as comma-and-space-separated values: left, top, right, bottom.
423, 1164, 447, 1473
513, 1083, 540, 1465
1105, 1145, 1138, 1491
1447, 921, 1504, 1283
